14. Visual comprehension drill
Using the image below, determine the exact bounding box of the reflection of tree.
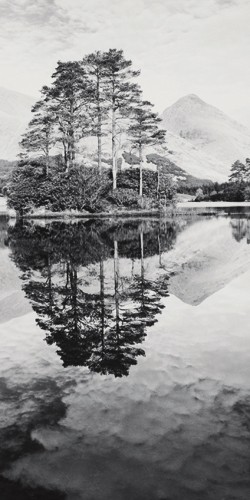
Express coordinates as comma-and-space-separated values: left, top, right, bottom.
8, 219, 176, 377
93, 239, 147, 376
0, 217, 8, 248
230, 217, 250, 243
126, 230, 169, 328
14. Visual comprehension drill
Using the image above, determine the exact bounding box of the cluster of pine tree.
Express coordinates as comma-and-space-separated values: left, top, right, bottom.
8, 49, 171, 214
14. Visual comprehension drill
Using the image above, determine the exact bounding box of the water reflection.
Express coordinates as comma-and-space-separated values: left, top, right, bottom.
230, 216, 250, 243
8, 220, 176, 376
2, 214, 250, 500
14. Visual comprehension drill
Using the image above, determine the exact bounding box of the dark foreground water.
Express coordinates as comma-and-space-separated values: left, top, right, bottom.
0, 213, 250, 500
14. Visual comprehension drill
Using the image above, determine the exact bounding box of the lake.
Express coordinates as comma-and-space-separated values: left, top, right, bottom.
0, 211, 250, 500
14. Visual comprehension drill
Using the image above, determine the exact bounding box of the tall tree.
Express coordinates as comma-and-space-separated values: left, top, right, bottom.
41, 61, 93, 171
229, 160, 247, 183
103, 49, 141, 190
83, 52, 109, 172
128, 100, 166, 196
20, 101, 56, 176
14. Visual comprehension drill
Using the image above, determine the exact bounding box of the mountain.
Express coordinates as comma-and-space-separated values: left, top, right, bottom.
161, 94, 250, 181
0, 87, 34, 160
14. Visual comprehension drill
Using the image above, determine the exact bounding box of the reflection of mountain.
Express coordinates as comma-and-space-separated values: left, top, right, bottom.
165, 217, 250, 305
0, 218, 31, 323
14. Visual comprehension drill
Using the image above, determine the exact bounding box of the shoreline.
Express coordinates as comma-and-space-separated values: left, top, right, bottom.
1, 201, 250, 221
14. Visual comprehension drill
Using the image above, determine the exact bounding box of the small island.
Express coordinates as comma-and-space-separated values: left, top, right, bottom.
5, 50, 177, 218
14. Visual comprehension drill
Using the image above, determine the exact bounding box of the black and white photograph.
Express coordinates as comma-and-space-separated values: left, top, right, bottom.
0, 0, 250, 499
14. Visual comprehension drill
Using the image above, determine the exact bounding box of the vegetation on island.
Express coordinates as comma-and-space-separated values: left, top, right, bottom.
192, 158, 250, 202
6, 49, 178, 216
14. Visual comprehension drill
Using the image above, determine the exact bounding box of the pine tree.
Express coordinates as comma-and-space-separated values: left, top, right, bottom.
20, 101, 56, 176
41, 61, 93, 171
128, 100, 166, 196
102, 49, 141, 190
229, 160, 246, 183
83, 51, 109, 172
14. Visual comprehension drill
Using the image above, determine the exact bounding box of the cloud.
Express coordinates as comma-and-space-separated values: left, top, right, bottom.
0, 0, 249, 125
0, 0, 96, 50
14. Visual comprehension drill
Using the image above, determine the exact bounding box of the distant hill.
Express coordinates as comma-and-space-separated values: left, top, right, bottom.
0, 87, 34, 160
161, 94, 250, 181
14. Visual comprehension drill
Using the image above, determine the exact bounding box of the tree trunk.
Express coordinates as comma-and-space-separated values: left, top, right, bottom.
45, 131, 49, 177
114, 240, 119, 331
157, 166, 160, 199
97, 74, 102, 173
100, 257, 105, 344
158, 233, 162, 267
70, 266, 78, 332
139, 145, 143, 197
112, 95, 117, 190
63, 139, 69, 173
68, 128, 75, 170
45, 153, 49, 177
140, 230, 145, 310
47, 255, 53, 313
140, 230, 144, 281
68, 100, 75, 170
98, 129, 102, 173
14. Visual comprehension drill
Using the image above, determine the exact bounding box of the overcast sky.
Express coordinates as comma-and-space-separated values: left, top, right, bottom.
0, 0, 250, 125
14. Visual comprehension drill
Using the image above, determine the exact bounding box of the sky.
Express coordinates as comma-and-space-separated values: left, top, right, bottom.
0, 0, 250, 126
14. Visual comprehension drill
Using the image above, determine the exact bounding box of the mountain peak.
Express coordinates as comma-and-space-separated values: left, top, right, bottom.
169, 94, 209, 110
178, 93, 203, 102
161, 94, 250, 181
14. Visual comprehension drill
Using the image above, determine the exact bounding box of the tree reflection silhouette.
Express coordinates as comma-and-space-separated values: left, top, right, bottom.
230, 217, 250, 243
8, 219, 176, 377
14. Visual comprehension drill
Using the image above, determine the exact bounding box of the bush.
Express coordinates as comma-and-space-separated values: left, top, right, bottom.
106, 188, 140, 208
7, 158, 176, 215
7, 159, 111, 214
244, 185, 250, 201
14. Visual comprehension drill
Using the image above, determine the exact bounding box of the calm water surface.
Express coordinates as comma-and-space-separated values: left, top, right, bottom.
0, 213, 250, 499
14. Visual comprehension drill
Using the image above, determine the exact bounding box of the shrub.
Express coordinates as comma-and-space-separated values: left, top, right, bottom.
7, 159, 111, 214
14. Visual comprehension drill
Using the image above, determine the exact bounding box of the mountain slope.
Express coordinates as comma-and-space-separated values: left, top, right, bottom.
0, 87, 34, 160
161, 94, 250, 180
163, 132, 227, 182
